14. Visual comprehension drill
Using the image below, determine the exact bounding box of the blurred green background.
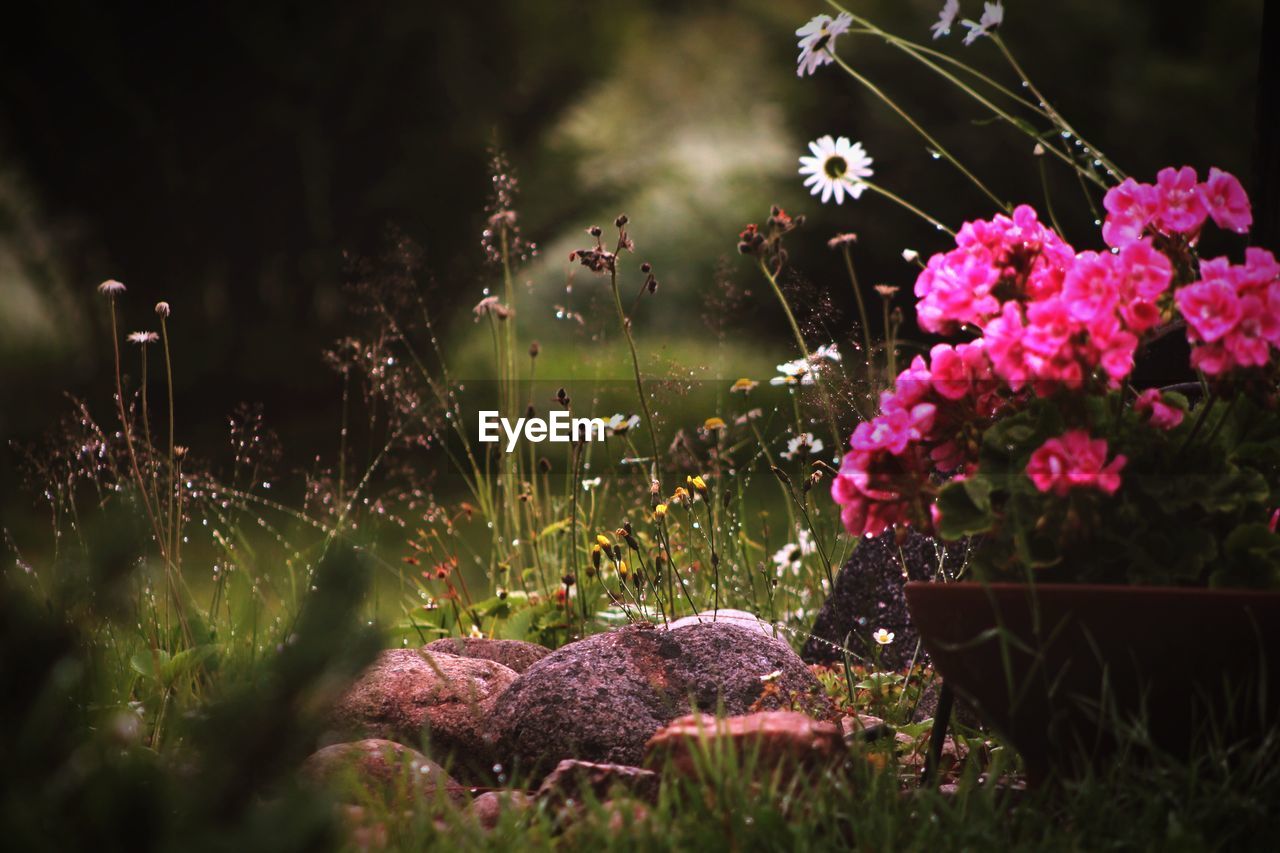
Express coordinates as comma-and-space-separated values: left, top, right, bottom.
0, 0, 1268, 524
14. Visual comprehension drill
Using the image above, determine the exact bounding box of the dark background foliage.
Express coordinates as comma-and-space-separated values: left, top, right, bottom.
0, 0, 1272, 488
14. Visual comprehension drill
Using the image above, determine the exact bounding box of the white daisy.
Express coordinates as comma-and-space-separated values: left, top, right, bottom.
781, 432, 824, 461
961, 1, 1004, 46
127, 331, 159, 345
772, 529, 817, 577
770, 357, 815, 386
873, 628, 895, 645
811, 343, 842, 363
799, 136, 874, 205
606, 413, 640, 435
795, 13, 854, 77
931, 0, 960, 39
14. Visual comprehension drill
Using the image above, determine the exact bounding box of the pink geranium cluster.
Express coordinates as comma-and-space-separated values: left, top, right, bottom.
1025, 430, 1126, 497
832, 166, 1274, 539
914, 205, 1074, 335
1174, 249, 1280, 375
833, 340, 1005, 536
914, 205, 1171, 395
1102, 166, 1252, 249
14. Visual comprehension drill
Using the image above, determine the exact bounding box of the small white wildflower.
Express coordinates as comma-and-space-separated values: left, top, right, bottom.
469, 624, 485, 639
1033, 142, 1046, 156
770, 357, 815, 386
98, 279, 126, 296
795, 13, 853, 77
771, 529, 816, 577
606, 413, 640, 435
961, 1, 1004, 46
931, 0, 960, 39
811, 343, 842, 363
799, 135, 874, 205
781, 432, 824, 461
759, 669, 784, 683
127, 331, 159, 345
873, 628, 895, 645
902, 248, 920, 263
154, 301, 171, 317
581, 476, 602, 491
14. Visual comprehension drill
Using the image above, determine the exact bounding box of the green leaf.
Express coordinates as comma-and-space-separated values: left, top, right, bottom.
130, 649, 170, 681
1213, 523, 1280, 589
499, 605, 538, 641
936, 479, 995, 539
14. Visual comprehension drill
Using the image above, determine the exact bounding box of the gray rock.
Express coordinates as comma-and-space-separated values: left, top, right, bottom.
489, 622, 833, 778
423, 637, 552, 673
329, 649, 517, 777
536, 759, 659, 808
467, 790, 533, 830
301, 738, 467, 805
802, 529, 967, 670
659, 608, 776, 637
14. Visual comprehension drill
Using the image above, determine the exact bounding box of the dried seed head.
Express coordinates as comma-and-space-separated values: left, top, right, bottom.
640, 262, 652, 274
615, 214, 629, 228
588, 225, 603, 238
529, 340, 541, 358
538, 457, 552, 473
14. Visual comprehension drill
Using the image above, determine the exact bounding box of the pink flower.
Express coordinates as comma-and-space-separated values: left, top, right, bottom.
1241, 247, 1280, 293
1154, 166, 1209, 234
1117, 240, 1173, 301
1061, 251, 1120, 322
886, 355, 934, 409
1176, 276, 1241, 343
1198, 167, 1252, 234
1087, 313, 1138, 382
1120, 299, 1161, 334
850, 405, 935, 455
1190, 341, 1232, 375
983, 302, 1029, 388
1225, 294, 1278, 368
1022, 296, 1075, 358
1026, 430, 1127, 497
831, 449, 918, 537
1134, 389, 1184, 430
1102, 178, 1158, 248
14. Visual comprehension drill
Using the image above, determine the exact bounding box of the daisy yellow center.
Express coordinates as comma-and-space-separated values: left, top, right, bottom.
823, 155, 848, 179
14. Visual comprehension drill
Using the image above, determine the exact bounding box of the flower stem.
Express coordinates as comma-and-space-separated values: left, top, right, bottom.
862, 181, 955, 236
826, 50, 1008, 211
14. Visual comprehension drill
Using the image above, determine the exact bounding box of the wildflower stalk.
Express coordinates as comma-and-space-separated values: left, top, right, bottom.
862, 180, 955, 236
839, 243, 876, 383
158, 311, 178, 581
825, 51, 1007, 211
757, 258, 811, 367
607, 240, 661, 487
756, 258, 846, 452
992, 35, 1125, 181
826, 1, 1113, 189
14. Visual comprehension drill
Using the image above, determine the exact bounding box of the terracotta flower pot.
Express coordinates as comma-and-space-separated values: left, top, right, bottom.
904, 581, 1280, 783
